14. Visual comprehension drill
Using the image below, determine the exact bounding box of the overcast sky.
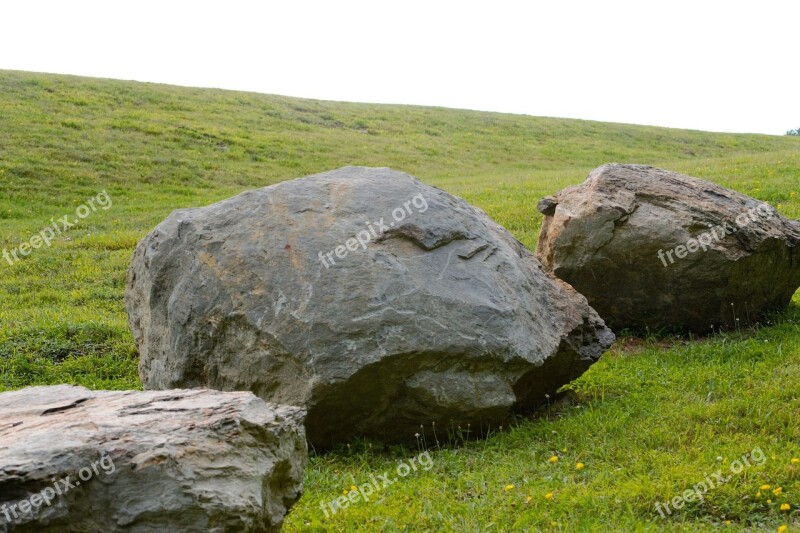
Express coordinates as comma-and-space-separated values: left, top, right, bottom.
2, 1, 798, 135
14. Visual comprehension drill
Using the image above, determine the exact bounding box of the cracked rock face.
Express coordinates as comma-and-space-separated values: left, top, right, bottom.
126, 166, 615, 448
536, 163, 800, 332
0, 385, 306, 533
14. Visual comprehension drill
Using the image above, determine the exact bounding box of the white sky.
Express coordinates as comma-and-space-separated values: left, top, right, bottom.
1, 0, 798, 135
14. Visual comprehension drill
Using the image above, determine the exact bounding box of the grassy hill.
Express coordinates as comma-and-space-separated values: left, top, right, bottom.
1, 69, 798, 531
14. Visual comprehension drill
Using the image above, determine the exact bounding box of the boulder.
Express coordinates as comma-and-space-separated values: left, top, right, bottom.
126, 166, 615, 448
0, 385, 306, 532
536, 163, 800, 332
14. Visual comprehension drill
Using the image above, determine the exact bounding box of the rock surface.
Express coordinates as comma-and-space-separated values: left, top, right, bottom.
126, 166, 615, 448
536, 163, 800, 332
0, 385, 306, 532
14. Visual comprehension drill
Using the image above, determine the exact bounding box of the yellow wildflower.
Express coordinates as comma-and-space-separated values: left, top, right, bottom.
778, 525, 787, 533
576, 462, 585, 470
791, 457, 800, 464
525, 496, 532, 504
773, 487, 783, 496
504, 484, 514, 492
548, 456, 559, 463
544, 492, 554, 500
761, 484, 771, 491
781, 503, 791, 511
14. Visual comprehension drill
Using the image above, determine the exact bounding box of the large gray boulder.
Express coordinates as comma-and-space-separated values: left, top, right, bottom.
126, 166, 614, 448
536, 163, 800, 332
0, 385, 306, 532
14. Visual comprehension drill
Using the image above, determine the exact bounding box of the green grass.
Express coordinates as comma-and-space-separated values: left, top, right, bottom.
1, 69, 798, 532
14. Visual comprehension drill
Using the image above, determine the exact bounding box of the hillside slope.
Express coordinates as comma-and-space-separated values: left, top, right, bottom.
0, 70, 799, 531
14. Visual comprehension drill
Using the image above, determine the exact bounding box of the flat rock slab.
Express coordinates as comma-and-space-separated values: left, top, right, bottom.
126, 166, 614, 448
0, 385, 306, 532
536, 163, 800, 332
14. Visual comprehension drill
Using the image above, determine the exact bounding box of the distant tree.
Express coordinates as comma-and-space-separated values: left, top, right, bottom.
788, 128, 800, 136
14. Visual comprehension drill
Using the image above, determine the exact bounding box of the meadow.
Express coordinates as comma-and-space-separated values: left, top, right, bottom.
0, 70, 798, 532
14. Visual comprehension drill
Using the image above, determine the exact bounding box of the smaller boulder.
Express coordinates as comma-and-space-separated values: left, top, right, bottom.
536, 164, 800, 332
0, 385, 306, 533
